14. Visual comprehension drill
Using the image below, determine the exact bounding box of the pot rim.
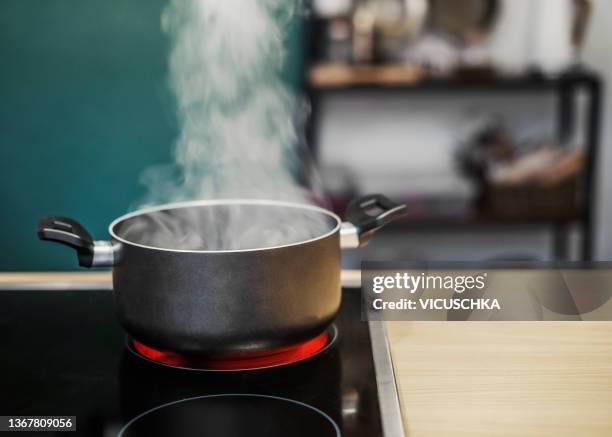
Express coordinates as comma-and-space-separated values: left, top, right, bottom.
108, 198, 342, 254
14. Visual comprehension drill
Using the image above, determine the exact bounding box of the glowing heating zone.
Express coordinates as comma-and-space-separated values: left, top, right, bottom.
131, 331, 330, 371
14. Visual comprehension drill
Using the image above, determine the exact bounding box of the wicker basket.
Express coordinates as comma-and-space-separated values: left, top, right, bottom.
482, 176, 583, 221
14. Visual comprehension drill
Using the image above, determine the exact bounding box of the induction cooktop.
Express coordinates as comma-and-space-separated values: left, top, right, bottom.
0, 286, 403, 436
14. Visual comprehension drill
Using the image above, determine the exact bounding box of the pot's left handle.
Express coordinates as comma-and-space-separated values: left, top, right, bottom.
340, 194, 408, 249
37, 216, 116, 267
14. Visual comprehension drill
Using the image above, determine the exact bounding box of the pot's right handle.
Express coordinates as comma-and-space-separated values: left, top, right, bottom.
340, 194, 408, 249
37, 216, 116, 268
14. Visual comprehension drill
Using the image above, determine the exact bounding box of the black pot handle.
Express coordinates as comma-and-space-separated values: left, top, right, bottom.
37, 216, 115, 267
342, 194, 408, 247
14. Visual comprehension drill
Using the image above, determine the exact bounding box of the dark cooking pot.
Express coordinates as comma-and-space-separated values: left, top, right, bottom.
38, 195, 406, 354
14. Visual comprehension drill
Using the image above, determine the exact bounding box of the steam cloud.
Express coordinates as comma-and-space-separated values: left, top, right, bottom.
122, 0, 330, 251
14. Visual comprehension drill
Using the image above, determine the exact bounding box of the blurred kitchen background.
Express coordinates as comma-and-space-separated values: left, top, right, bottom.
1, 0, 611, 270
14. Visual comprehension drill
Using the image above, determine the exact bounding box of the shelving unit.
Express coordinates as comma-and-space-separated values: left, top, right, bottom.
303, 65, 603, 261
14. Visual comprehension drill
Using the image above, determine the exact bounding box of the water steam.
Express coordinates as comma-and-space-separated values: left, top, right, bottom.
123, 0, 330, 250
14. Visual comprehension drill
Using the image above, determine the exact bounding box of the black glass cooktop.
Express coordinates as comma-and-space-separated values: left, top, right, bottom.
0, 288, 394, 436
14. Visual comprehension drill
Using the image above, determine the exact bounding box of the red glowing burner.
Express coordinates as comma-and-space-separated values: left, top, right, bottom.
130, 329, 333, 371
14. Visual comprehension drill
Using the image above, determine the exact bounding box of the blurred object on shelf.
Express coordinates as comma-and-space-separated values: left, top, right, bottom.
313, 0, 353, 17
490, 148, 585, 187
538, 149, 585, 187
455, 115, 515, 185
426, 0, 499, 72
485, 0, 534, 73
572, 0, 592, 61
372, 0, 429, 62
530, 0, 573, 74
402, 34, 492, 76
324, 18, 354, 62
352, 1, 376, 63
349, 0, 429, 63
308, 63, 422, 87
427, 0, 498, 44
487, 0, 592, 74
404, 33, 459, 75
311, 0, 354, 62
491, 147, 564, 186
457, 43, 491, 69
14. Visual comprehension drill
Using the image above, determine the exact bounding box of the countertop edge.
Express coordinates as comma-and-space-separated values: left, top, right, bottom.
0, 270, 362, 290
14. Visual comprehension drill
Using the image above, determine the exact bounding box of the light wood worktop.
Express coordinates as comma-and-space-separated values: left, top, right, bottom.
386, 322, 612, 437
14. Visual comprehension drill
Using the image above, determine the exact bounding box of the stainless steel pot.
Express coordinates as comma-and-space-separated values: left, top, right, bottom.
38, 194, 406, 354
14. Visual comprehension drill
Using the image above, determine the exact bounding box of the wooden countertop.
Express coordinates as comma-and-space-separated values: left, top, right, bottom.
386, 322, 612, 437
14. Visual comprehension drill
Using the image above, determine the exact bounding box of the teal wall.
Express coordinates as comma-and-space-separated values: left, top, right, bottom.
0, 0, 304, 270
